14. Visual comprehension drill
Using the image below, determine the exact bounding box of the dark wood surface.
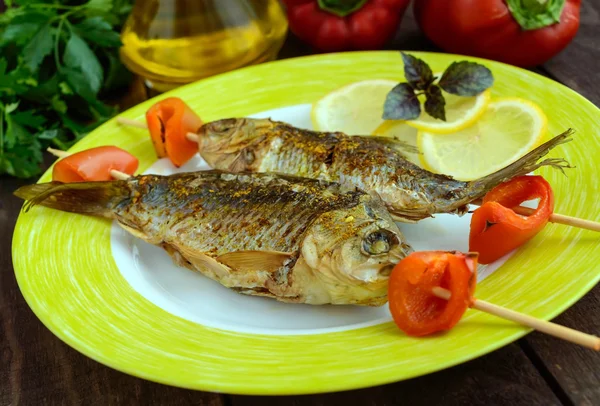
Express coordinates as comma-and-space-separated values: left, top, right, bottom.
2, 2, 599, 405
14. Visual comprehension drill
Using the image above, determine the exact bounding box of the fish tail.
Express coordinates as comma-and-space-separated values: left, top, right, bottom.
466, 129, 574, 200
14, 180, 130, 215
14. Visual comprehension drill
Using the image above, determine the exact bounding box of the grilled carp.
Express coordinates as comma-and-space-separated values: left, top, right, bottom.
15, 171, 411, 306
196, 118, 572, 222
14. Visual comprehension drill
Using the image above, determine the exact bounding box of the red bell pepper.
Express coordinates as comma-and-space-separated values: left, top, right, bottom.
413, 0, 581, 68
469, 176, 554, 264
388, 251, 477, 337
52, 146, 139, 183
282, 0, 410, 52
145, 97, 203, 168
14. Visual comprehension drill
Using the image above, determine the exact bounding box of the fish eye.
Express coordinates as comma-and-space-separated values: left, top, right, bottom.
362, 229, 399, 256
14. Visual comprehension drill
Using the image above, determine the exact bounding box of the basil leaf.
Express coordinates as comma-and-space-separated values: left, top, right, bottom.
439, 61, 494, 96
401, 52, 434, 91
424, 85, 446, 121
383, 83, 421, 121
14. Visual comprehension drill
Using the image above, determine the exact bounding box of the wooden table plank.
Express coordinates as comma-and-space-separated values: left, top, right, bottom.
229, 343, 561, 406
541, 0, 600, 105
0, 173, 225, 406
520, 290, 600, 406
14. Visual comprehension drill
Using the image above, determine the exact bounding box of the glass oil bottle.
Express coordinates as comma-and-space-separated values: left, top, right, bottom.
119, 0, 288, 93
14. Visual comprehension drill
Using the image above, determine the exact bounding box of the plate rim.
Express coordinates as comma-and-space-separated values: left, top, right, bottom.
11, 50, 600, 395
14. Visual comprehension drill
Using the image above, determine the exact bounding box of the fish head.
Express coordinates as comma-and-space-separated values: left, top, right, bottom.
301, 194, 412, 305
196, 118, 274, 171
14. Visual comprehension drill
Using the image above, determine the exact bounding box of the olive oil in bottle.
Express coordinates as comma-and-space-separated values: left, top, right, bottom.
119, 0, 288, 92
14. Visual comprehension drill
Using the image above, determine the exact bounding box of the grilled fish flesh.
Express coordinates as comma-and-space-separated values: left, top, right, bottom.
15, 171, 411, 306
196, 118, 572, 221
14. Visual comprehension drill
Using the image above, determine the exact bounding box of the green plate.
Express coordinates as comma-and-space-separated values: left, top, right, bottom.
12, 51, 600, 395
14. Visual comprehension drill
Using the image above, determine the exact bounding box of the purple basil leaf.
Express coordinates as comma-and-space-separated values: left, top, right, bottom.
439, 61, 494, 96
383, 83, 421, 120
424, 85, 446, 121
401, 52, 434, 91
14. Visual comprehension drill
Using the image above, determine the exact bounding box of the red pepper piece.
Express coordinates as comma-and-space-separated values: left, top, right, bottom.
388, 251, 477, 337
469, 175, 554, 264
283, 0, 410, 52
52, 146, 139, 183
145, 97, 203, 167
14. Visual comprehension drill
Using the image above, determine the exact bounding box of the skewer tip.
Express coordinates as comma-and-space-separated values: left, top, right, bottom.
186, 132, 199, 143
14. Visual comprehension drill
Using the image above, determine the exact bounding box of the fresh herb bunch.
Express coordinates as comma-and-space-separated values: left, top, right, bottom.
383, 52, 494, 122
0, 0, 133, 178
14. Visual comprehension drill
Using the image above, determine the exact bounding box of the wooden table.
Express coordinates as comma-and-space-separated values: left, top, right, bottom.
2, 3, 599, 405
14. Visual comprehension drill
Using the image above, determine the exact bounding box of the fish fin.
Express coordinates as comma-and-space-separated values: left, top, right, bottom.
14, 180, 129, 215
465, 129, 574, 201
176, 245, 232, 279
390, 213, 420, 223
359, 135, 420, 155
227, 151, 250, 172
217, 250, 292, 273
117, 222, 157, 244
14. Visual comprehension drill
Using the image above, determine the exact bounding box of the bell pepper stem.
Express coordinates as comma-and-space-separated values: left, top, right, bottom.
505, 0, 566, 30
317, 0, 369, 17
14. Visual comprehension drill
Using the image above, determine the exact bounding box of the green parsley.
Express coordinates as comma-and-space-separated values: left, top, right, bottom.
0, 0, 133, 178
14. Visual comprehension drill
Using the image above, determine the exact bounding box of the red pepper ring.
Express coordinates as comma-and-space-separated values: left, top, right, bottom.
145, 97, 203, 168
469, 176, 554, 265
52, 146, 139, 183
388, 251, 477, 337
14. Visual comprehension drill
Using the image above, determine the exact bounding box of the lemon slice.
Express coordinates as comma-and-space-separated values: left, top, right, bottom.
372, 122, 420, 165
400, 88, 491, 134
311, 79, 397, 135
418, 97, 548, 181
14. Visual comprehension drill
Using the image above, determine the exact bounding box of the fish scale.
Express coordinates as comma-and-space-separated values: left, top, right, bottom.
14, 170, 409, 305
198, 118, 572, 222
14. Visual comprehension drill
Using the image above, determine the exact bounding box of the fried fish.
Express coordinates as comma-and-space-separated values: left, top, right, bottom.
196, 118, 572, 221
15, 171, 411, 306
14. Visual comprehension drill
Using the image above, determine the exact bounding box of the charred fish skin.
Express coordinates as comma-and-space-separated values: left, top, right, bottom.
15, 170, 411, 306
197, 118, 572, 222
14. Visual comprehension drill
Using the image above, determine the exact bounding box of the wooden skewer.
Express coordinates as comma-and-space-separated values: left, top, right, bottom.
471, 199, 600, 232
115, 117, 600, 232
46, 146, 598, 350
432, 287, 600, 351
116, 117, 200, 143
114, 117, 148, 130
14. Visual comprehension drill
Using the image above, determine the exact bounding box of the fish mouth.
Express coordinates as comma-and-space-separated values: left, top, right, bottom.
349, 260, 397, 283
374, 244, 411, 278
379, 263, 394, 277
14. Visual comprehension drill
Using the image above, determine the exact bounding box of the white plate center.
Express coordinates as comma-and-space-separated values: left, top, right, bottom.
111, 104, 510, 335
